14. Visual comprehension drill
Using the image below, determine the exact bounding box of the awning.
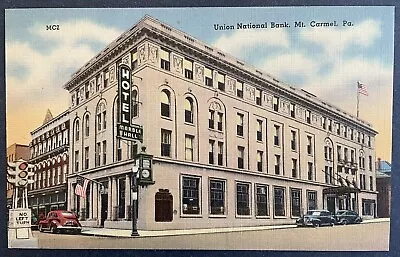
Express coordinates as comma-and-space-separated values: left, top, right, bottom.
323, 186, 361, 195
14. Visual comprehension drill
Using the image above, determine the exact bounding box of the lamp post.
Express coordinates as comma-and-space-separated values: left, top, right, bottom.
131, 166, 139, 237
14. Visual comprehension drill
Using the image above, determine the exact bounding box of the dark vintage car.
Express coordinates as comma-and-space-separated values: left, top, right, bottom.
38, 210, 82, 234
334, 210, 362, 225
296, 210, 335, 227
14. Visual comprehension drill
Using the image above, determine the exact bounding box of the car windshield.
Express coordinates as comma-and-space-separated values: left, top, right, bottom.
336, 211, 346, 215
61, 212, 76, 218
306, 211, 321, 216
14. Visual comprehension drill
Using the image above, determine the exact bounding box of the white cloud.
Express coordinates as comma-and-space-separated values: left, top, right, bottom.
261, 52, 319, 81
6, 19, 123, 146
31, 19, 122, 46
213, 29, 290, 57
300, 19, 381, 57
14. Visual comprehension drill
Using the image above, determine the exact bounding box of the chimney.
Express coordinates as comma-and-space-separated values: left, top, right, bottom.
377, 157, 381, 171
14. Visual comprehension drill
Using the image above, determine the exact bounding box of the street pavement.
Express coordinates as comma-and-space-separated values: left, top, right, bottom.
80, 217, 389, 238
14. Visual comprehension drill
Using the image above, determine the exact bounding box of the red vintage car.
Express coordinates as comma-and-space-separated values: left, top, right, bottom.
38, 210, 82, 234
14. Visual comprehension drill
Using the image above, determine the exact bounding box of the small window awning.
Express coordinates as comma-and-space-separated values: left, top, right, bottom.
323, 186, 361, 195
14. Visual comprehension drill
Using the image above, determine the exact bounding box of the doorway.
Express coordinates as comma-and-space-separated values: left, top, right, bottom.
101, 193, 108, 227
327, 196, 336, 214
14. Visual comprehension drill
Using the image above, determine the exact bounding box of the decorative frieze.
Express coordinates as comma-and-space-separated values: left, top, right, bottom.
194, 62, 204, 83
279, 99, 290, 115
263, 92, 273, 109
172, 53, 183, 75
296, 106, 305, 120
244, 84, 255, 102
121, 53, 131, 67
209, 130, 224, 140
109, 64, 116, 83
89, 78, 96, 96
138, 43, 147, 65
148, 43, 159, 65
225, 76, 236, 95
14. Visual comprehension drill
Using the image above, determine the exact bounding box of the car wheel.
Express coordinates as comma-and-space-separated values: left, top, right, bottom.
38, 225, 43, 232
342, 219, 348, 225
50, 225, 58, 234
313, 222, 320, 228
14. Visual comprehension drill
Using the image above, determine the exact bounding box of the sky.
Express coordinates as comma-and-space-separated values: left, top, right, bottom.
5, 7, 394, 162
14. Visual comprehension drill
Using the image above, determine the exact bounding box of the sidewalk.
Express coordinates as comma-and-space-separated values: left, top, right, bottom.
80, 217, 390, 238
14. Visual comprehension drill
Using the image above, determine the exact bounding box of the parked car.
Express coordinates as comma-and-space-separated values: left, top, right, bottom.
296, 210, 335, 227
334, 210, 362, 225
38, 210, 82, 234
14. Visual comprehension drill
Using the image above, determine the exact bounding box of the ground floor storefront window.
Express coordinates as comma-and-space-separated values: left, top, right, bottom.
362, 199, 376, 216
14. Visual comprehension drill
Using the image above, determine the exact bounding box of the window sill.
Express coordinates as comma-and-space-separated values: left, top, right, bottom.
236, 135, 244, 139
184, 122, 195, 127
256, 140, 263, 144
255, 216, 271, 219
235, 215, 252, 219
180, 214, 202, 218
161, 116, 173, 121
273, 216, 287, 219
209, 214, 227, 218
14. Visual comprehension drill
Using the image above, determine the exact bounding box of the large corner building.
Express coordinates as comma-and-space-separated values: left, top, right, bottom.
62, 16, 378, 230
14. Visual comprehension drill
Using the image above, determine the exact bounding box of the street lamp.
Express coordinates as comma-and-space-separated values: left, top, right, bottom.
131, 165, 140, 237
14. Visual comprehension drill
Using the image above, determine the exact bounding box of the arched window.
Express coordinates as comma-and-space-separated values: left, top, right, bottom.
97, 102, 106, 132
184, 98, 193, 123
132, 89, 138, 118
75, 120, 80, 141
84, 114, 90, 137
160, 90, 170, 117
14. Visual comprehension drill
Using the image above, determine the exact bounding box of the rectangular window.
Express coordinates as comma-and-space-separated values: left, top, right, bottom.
274, 125, 280, 146
205, 67, 213, 86
257, 151, 263, 172
275, 155, 281, 175
307, 135, 313, 155
184, 59, 193, 79
102, 111, 107, 130
369, 156, 373, 170
256, 185, 269, 216
236, 183, 250, 216
97, 113, 102, 131
208, 110, 215, 129
307, 191, 317, 210
337, 145, 342, 160
344, 126, 348, 137
185, 135, 194, 161
217, 73, 225, 91
104, 71, 109, 88
291, 130, 297, 151
291, 189, 301, 217
210, 180, 225, 215
182, 176, 200, 215
274, 187, 285, 217
96, 142, 101, 167
322, 117, 327, 129
160, 49, 170, 71
306, 110, 311, 124
344, 148, 349, 162
369, 176, 374, 191
238, 146, 245, 169
273, 96, 279, 111
118, 178, 126, 219
290, 103, 295, 118
328, 119, 332, 132
237, 113, 244, 136
116, 140, 122, 161
75, 150, 79, 172
209, 140, 214, 164
351, 150, 355, 163
367, 136, 371, 147
337, 123, 341, 135
308, 162, 314, 180
161, 129, 172, 157
102, 140, 107, 165
217, 113, 223, 131
84, 147, 89, 170
218, 142, 223, 166
350, 128, 354, 140
236, 81, 243, 98
257, 120, 263, 141
131, 49, 138, 70
256, 89, 261, 105
291, 158, 298, 178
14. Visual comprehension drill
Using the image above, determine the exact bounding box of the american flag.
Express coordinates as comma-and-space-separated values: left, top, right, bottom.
75, 176, 90, 198
357, 81, 368, 96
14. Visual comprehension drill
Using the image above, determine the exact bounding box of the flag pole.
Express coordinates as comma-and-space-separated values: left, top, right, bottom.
356, 81, 360, 118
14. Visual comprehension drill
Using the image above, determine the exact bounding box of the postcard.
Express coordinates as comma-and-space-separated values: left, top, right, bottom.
4, 6, 394, 251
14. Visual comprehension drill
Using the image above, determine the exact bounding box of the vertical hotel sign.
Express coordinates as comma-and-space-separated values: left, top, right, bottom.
117, 64, 143, 142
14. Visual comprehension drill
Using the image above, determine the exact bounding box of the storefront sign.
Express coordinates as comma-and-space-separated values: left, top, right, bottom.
117, 64, 143, 142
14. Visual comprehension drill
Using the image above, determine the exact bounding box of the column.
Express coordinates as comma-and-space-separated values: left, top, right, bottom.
88, 183, 93, 219
125, 174, 131, 219
92, 183, 98, 220
67, 182, 72, 211
70, 182, 75, 212
111, 176, 117, 220
107, 177, 112, 220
